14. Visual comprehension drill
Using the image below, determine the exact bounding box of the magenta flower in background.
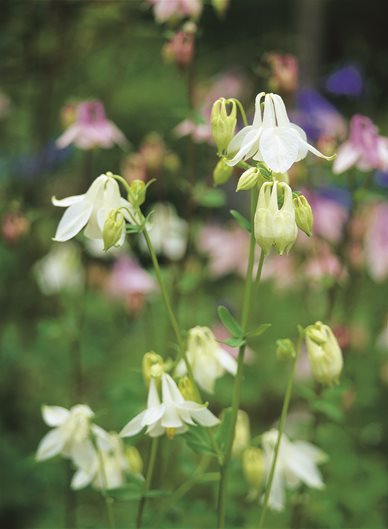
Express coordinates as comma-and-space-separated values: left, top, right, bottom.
365, 203, 388, 282
333, 114, 388, 174
197, 225, 250, 278
106, 256, 157, 312
56, 100, 127, 151
162, 27, 195, 68
148, 0, 202, 23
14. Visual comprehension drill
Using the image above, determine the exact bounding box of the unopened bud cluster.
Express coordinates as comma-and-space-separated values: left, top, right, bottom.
211, 98, 237, 155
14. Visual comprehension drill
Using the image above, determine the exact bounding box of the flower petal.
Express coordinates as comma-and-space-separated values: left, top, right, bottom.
252, 92, 266, 127
227, 126, 261, 166
332, 142, 359, 174
215, 347, 238, 375
42, 405, 69, 427
120, 411, 147, 438
160, 403, 184, 428
271, 94, 290, 127
161, 374, 185, 405
36, 428, 66, 461
52, 195, 85, 207
259, 127, 300, 173
71, 439, 98, 474
147, 378, 161, 408
176, 402, 220, 427
53, 200, 93, 242
143, 404, 166, 426
71, 468, 93, 490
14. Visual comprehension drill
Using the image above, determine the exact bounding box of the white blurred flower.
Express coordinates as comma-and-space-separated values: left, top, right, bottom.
227, 92, 333, 173
52, 174, 134, 244
178, 326, 237, 393
120, 373, 219, 439
262, 429, 327, 511
34, 242, 84, 295
142, 203, 188, 260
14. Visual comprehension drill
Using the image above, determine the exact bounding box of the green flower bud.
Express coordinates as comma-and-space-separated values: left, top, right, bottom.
128, 179, 146, 207
142, 351, 165, 384
276, 338, 296, 361
254, 181, 297, 255
232, 410, 251, 457
102, 209, 125, 251
305, 321, 343, 386
178, 376, 199, 402
236, 167, 262, 192
293, 194, 314, 237
213, 158, 233, 186
242, 447, 265, 497
211, 98, 237, 154
125, 446, 143, 475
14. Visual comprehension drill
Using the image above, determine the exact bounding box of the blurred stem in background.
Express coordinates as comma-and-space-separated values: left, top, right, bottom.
136, 437, 159, 529
257, 329, 303, 529
217, 189, 264, 529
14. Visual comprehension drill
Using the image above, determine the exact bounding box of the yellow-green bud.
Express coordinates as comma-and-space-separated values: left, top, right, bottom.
212, 0, 229, 17
142, 351, 165, 384
236, 167, 262, 191
125, 446, 143, 475
178, 376, 198, 402
232, 410, 251, 457
254, 181, 297, 255
102, 209, 125, 251
211, 98, 237, 154
213, 158, 233, 186
276, 338, 296, 361
128, 179, 146, 207
305, 321, 343, 386
242, 447, 265, 497
293, 194, 314, 237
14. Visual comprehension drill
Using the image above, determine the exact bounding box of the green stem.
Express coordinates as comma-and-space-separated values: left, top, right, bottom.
216, 189, 261, 529
94, 439, 115, 529
257, 332, 303, 529
136, 437, 159, 529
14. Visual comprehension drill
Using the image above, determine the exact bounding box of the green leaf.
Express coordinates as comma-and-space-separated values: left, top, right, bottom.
257, 162, 272, 179
230, 209, 252, 233
222, 337, 246, 348
183, 426, 218, 457
217, 306, 244, 337
311, 400, 344, 422
247, 323, 271, 338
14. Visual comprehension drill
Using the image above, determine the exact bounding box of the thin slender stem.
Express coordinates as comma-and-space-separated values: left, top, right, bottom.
94, 439, 116, 529
257, 332, 303, 529
231, 98, 248, 127
136, 437, 159, 529
216, 189, 261, 529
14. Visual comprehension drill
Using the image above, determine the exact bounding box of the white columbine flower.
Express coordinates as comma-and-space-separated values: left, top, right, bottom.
52, 173, 134, 245
120, 373, 220, 439
227, 92, 333, 173
178, 326, 237, 393
36, 404, 100, 462
262, 429, 327, 511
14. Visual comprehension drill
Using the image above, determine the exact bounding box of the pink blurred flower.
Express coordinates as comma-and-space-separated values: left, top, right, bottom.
197, 225, 250, 278
174, 119, 212, 143
266, 53, 299, 93
364, 202, 388, 282
261, 254, 298, 290
56, 100, 127, 150
163, 27, 195, 68
105, 256, 157, 313
1, 212, 30, 244
304, 241, 346, 285
302, 190, 348, 244
333, 114, 388, 174
148, 0, 202, 23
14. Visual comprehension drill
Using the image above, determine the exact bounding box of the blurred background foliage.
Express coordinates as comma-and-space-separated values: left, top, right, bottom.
0, 1, 387, 528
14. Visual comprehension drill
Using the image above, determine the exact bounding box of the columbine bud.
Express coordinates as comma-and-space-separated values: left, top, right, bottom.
305, 322, 343, 386
142, 351, 165, 384
242, 447, 265, 497
213, 158, 233, 186
211, 98, 237, 154
293, 194, 314, 237
125, 446, 143, 475
236, 167, 262, 191
128, 179, 146, 207
276, 338, 296, 361
212, 0, 230, 17
178, 376, 199, 402
102, 209, 125, 251
254, 181, 297, 255
232, 410, 251, 457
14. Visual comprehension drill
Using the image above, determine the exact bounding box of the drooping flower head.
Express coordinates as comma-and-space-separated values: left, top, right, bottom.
52, 173, 134, 246
262, 429, 327, 511
120, 373, 219, 439
227, 92, 334, 173
56, 100, 127, 151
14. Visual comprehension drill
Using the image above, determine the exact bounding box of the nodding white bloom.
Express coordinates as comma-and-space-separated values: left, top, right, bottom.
120, 373, 220, 439
71, 432, 140, 491
178, 326, 237, 393
36, 404, 100, 462
52, 174, 134, 244
262, 429, 327, 511
227, 92, 333, 173
305, 321, 343, 385
254, 181, 297, 255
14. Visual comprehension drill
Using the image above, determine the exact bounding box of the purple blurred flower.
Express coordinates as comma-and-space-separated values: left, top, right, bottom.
293, 88, 346, 141
365, 203, 388, 282
326, 65, 363, 97
56, 101, 127, 151
333, 115, 388, 174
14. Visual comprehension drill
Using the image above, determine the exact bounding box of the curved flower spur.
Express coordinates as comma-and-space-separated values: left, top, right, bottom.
227, 92, 334, 173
